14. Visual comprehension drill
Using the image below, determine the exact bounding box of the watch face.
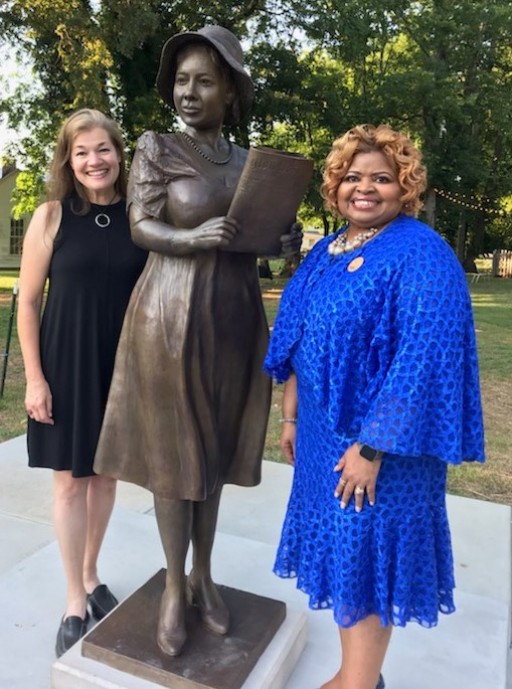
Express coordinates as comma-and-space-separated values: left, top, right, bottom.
359, 444, 378, 461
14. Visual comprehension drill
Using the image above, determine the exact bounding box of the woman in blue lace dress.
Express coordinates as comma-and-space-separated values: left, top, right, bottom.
264, 124, 485, 689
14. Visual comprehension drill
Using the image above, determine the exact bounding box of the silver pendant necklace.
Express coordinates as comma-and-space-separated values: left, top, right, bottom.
180, 131, 232, 165
94, 192, 118, 228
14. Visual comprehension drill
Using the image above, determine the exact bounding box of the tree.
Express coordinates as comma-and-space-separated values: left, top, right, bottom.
2, 0, 512, 256
280, 0, 512, 254
247, 43, 356, 234
0, 0, 267, 214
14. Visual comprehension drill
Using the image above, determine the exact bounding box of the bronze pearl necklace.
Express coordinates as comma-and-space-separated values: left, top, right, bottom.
180, 131, 232, 165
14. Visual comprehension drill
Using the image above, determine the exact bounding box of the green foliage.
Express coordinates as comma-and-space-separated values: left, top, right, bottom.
11, 171, 44, 217
1, 0, 511, 251
277, 0, 512, 248
0, 1, 267, 174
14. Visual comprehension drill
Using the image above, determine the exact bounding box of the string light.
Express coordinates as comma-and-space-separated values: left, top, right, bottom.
434, 187, 508, 217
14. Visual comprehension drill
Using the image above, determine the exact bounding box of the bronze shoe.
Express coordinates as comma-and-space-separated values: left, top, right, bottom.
186, 577, 229, 635
157, 587, 187, 656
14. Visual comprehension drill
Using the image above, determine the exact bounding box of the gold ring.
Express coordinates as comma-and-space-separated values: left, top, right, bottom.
355, 486, 365, 495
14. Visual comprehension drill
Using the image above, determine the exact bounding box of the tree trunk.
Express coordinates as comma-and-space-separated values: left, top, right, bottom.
424, 187, 436, 227
278, 254, 301, 277
471, 212, 485, 257
321, 211, 331, 237
455, 210, 466, 263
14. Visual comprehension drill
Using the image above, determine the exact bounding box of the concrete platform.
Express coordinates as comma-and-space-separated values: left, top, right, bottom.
0, 434, 510, 689
78, 570, 293, 689
54, 581, 307, 689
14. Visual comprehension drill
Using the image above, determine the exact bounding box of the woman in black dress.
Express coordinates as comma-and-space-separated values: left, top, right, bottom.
17, 109, 147, 657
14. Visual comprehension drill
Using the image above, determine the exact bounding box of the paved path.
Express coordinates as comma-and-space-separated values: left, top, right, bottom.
0, 435, 510, 688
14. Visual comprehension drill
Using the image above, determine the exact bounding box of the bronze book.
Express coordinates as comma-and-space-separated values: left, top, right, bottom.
225, 146, 314, 255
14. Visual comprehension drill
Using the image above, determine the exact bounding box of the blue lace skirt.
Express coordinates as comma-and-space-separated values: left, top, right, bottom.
274, 386, 456, 628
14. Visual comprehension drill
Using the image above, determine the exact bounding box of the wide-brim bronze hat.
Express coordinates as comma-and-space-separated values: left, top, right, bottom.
156, 25, 254, 123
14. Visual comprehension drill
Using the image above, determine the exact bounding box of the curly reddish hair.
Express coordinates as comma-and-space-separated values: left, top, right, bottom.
321, 124, 427, 218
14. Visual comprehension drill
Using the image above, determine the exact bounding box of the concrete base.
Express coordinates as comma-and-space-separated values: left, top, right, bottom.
0, 436, 510, 689
52, 606, 308, 689
82, 569, 287, 689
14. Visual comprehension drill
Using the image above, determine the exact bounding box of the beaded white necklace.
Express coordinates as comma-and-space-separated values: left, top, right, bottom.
328, 226, 380, 256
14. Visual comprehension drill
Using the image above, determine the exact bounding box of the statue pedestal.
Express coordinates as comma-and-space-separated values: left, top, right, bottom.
52, 569, 307, 689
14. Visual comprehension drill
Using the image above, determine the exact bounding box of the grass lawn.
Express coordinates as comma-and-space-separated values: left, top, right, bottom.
1, 271, 511, 505
447, 279, 512, 502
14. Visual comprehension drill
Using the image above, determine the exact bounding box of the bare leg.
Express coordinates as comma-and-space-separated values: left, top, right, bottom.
83, 474, 117, 593
321, 616, 392, 689
53, 471, 89, 619
154, 496, 193, 656
187, 487, 229, 634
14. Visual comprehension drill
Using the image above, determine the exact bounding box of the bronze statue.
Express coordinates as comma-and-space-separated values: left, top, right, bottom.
94, 25, 300, 657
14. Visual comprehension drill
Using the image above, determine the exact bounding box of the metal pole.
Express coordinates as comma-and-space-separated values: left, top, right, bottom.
0, 280, 19, 398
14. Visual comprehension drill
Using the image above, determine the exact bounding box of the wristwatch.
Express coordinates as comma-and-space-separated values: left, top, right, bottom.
358, 443, 383, 462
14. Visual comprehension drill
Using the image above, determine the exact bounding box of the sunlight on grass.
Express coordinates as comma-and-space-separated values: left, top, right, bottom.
2, 273, 512, 504
0, 276, 19, 290
471, 298, 509, 307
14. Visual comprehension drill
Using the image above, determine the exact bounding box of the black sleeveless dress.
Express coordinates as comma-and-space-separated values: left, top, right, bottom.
27, 197, 147, 477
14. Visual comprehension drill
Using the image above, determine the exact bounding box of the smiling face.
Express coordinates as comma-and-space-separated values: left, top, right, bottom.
173, 45, 234, 132
69, 127, 121, 203
336, 150, 404, 233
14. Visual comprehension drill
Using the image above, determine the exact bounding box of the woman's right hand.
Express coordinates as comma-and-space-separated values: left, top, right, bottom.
171, 216, 239, 253
25, 378, 54, 425
280, 374, 298, 465
130, 206, 239, 256
279, 422, 297, 465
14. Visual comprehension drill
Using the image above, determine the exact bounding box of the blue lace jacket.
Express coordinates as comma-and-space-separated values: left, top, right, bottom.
264, 215, 485, 465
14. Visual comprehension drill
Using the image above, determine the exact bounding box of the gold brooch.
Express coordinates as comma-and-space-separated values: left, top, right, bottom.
347, 256, 365, 272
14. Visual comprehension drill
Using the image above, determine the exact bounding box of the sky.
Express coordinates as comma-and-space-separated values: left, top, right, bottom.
0, 116, 16, 155
0, 50, 32, 157
1, 61, 16, 154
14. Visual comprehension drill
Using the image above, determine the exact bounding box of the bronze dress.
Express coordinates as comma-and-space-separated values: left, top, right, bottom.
94, 132, 271, 500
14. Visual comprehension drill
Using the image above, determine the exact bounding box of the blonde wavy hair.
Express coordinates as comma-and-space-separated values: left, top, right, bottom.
321, 124, 427, 218
47, 109, 128, 214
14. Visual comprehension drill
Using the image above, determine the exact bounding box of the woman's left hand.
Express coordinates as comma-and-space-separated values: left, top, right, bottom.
280, 222, 303, 257
333, 442, 382, 512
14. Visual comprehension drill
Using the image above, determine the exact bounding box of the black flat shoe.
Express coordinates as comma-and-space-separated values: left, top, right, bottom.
87, 584, 118, 620
55, 613, 89, 658
316, 673, 384, 689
